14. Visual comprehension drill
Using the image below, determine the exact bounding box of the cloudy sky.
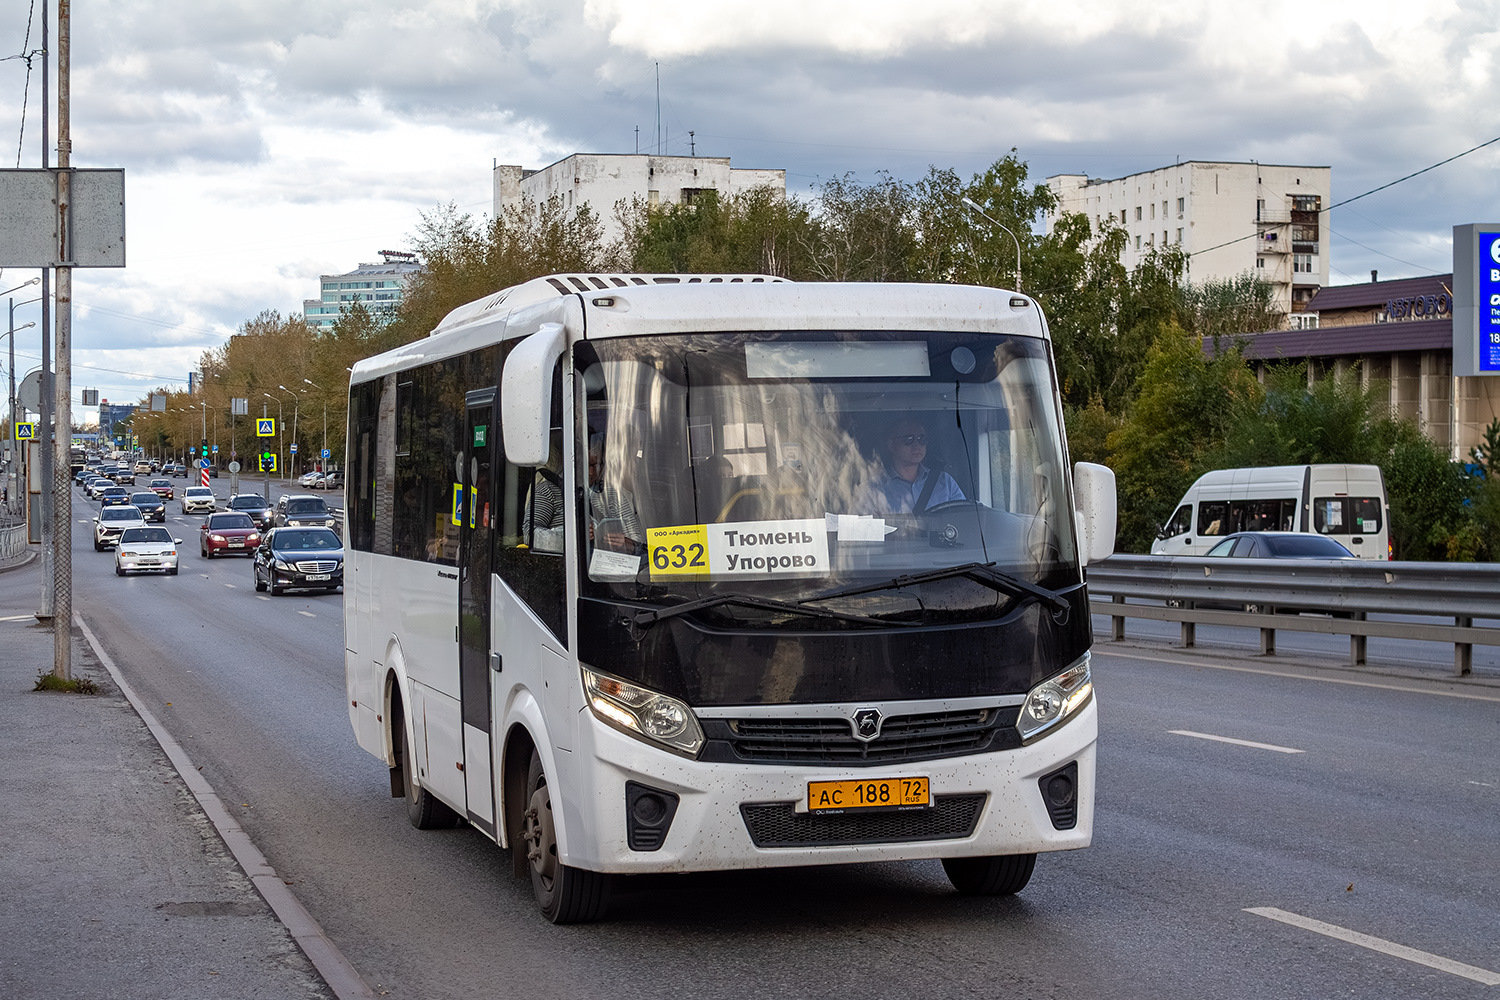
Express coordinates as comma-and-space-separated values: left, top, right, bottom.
2, 0, 1497, 417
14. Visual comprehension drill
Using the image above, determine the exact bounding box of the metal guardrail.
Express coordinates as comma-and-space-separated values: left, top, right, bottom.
0, 523, 27, 563
1086, 555, 1500, 677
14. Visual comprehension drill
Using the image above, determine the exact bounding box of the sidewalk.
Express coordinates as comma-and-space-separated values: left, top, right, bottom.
0, 562, 334, 1000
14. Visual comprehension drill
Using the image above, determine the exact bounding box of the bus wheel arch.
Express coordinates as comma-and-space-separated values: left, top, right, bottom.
385, 662, 459, 830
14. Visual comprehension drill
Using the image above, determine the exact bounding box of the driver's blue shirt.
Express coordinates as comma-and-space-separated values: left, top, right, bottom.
876, 466, 964, 514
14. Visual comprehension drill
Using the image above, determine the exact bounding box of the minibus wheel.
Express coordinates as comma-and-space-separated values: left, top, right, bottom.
522, 750, 610, 923
942, 853, 1036, 895
394, 699, 459, 830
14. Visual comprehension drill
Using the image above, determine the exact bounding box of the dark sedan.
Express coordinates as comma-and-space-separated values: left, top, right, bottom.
253, 527, 343, 595
128, 491, 167, 523
199, 512, 263, 557
99, 486, 131, 507
227, 493, 276, 531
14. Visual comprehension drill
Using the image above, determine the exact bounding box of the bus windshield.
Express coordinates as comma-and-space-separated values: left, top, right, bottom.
575, 330, 1079, 626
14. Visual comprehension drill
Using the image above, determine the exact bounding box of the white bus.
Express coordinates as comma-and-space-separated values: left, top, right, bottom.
1150, 464, 1390, 560
344, 274, 1117, 922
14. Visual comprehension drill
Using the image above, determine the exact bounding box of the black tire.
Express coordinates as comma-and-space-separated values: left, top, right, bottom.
167, 566, 178, 576
942, 853, 1037, 896
254, 571, 266, 592
521, 750, 610, 923
395, 700, 460, 830
270, 583, 284, 596
93, 540, 102, 551
115, 565, 125, 576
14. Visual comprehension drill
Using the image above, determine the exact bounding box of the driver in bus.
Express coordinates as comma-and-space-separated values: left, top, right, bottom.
587, 433, 643, 554
867, 417, 964, 515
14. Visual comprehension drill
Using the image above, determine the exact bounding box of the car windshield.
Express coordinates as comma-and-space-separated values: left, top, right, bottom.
120, 527, 171, 544
285, 499, 328, 514
186, 488, 212, 497
573, 330, 1078, 626
101, 507, 140, 521
273, 528, 341, 551
130, 493, 159, 505
150, 479, 169, 487
210, 513, 256, 530
1264, 535, 1353, 557
230, 496, 268, 509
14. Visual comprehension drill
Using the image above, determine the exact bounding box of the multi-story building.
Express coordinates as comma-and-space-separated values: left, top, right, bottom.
1046, 162, 1331, 319
493, 153, 786, 247
303, 252, 422, 332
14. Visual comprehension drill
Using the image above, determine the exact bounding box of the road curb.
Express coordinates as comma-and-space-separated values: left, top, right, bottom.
73, 611, 378, 1000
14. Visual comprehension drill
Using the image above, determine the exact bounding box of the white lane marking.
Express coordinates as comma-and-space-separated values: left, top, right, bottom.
1469, 780, 1497, 787
256, 595, 270, 601
1169, 730, 1305, 754
1245, 907, 1500, 985
1094, 648, 1500, 704
224, 583, 236, 589
72, 613, 379, 1000
298, 611, 316, 618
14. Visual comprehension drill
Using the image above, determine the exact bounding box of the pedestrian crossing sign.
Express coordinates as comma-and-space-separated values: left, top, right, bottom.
14, 422, 36, 440
256, 418, 276, 437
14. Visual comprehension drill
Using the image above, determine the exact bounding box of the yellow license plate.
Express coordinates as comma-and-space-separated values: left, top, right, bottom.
808, 776, 930, 814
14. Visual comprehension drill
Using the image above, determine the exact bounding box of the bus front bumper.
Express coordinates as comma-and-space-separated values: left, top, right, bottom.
558, 698, 1097, 875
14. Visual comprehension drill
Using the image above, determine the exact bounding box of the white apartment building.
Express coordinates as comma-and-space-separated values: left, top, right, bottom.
1045, 162, 1331, 318
493, 153, 786, 247
303, 254, 423, 332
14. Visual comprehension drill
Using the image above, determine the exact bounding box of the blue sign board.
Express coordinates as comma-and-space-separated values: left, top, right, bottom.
322, 448, 330, 458
1481, 231, 1500, 372
289, 443, 298, 454
198, 458, 210, 469
212, 445, 219, 453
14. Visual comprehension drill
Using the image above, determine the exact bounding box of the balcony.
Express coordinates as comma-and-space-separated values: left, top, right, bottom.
1256, 206, 1292, 224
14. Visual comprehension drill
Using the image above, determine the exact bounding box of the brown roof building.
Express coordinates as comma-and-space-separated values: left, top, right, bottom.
1227, 271, 1497, 457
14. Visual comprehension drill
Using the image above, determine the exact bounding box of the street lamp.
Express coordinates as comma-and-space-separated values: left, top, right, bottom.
303, 378, 326, 471
277, 385, 301, 476
961, 196, 1023, 293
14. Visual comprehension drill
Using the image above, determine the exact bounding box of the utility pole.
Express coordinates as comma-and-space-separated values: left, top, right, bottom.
51, 0, 73, 678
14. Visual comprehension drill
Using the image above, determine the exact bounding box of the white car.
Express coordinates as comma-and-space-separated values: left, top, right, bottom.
94, 505, 146, 550
114, 526, 181, 576
182, 486, 217, 514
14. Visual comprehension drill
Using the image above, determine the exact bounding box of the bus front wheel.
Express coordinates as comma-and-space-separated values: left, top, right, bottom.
521, 750, 610, 924
942, 853, 1036, 896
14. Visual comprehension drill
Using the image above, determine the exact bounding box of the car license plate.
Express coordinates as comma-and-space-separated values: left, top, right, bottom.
228, 541, 244, 548
306, 573, 331, 581
808, 776, 930, 814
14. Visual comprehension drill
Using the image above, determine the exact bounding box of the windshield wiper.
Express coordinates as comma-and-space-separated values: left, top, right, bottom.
632, 592, 913, 629
798, 561, 1073, 618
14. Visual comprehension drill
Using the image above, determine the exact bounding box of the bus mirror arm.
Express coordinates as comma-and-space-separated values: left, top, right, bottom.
1073, 462, 1117, 567
500, 322, 567, 467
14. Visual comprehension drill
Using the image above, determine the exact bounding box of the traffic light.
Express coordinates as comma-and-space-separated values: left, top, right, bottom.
201, 438, 208, 458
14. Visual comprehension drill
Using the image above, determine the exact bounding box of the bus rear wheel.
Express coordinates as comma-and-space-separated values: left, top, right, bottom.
942, 853, 1037, 896
395, 700, 459, 830
521, 750, 610, 924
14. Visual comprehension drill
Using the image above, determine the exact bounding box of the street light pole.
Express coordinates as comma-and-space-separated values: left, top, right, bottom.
961, 196, 1023, 293
303, 378, 324, 472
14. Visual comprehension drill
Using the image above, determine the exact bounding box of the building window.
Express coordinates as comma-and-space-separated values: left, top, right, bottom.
1290, 314, 1320, 330
1135, 206, 1143, 221
1256, 257, 1266, 269
1292, 195, 1321, 212
1135, 236, 1142, 250
1176, 197, 1184, 215
1256, 199, 1265, 221
1150, 203, 1156, 219
1176, 228, 1183, 243
1120, 209, 1127, 224
1293, 254, 1315, 273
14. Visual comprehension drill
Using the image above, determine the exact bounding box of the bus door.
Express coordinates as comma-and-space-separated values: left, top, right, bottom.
459, 389, 498, 836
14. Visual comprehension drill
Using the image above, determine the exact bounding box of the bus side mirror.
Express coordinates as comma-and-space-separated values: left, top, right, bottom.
1073, 462, 1117, 567
501, 322, 566, 467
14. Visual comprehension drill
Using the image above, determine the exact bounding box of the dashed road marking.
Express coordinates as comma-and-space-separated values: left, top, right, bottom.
224, 583, 236, 589
1245, 907, 1500, 985
298, 611, 315, 618
1169, 730, 1305, 754
256, 595, 270, 601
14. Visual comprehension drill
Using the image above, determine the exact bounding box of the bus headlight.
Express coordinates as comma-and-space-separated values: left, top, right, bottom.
582, 665, 704, 758
1017, 653, 1093, 744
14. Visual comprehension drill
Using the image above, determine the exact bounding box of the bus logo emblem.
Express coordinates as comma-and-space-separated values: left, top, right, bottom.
851, 708, 882, 743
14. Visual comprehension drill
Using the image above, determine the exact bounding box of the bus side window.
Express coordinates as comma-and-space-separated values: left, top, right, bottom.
494, 362, 567, 646
1198, 501, 1228, 537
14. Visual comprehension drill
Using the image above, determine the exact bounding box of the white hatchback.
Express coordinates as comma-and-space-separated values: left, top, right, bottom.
115, 526, 181, 576
182, 486, 217, 514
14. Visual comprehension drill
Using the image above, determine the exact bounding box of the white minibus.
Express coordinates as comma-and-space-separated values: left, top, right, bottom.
1151, 464, 1389, 560
344, 274, 1117, 921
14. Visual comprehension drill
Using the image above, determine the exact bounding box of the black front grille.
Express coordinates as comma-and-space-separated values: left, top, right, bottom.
701, 707, 1020, 767
741, 794, 986, 848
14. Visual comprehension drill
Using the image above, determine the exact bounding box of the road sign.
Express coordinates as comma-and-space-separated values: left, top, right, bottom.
289, 443, 298, 454
14, 422, 36, 440
260, 453, 277, 473
212, 445, 219, 453
228, 461, 240, 473
256, 418, 275, 437
198, 458, 210, 469
322, 448, 331, 458
201, 468, 210, 488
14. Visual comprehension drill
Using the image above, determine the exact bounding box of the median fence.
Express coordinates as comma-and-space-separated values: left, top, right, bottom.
0, 523, 27, 564
1086, 555, 1500, 677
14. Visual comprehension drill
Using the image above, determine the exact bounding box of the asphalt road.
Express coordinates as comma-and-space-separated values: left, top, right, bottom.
62, 481, 1500, 999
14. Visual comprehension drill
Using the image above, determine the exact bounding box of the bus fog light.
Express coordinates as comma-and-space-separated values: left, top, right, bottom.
1017, 654, 1092, 743
583, 665, 704, 757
